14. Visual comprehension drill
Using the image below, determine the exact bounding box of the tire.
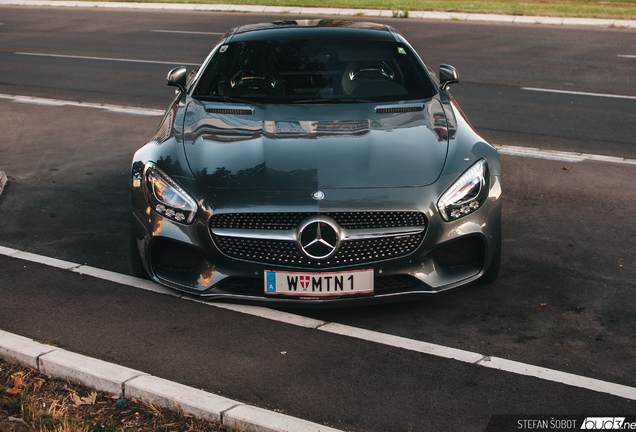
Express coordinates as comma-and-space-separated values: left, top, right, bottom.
478, 226, 501, 284
130, 216, 150, 280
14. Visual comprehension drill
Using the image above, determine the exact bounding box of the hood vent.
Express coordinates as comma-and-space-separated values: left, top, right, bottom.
206, 108, 254, 115
375, 106, 423, 114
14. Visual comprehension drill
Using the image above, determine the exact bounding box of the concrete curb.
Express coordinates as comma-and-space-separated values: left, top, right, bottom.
0, 329, 343, 432
0, 0, 635, 28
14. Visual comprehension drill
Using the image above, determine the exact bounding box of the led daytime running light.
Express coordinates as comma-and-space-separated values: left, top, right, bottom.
438, 159, 488, 222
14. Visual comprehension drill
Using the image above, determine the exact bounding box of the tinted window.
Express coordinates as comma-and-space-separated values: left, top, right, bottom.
192, 39, 437, 103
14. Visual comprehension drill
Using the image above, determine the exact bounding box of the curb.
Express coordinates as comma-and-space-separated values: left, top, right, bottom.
0, 329, 342, 432
0, 0, 635, 28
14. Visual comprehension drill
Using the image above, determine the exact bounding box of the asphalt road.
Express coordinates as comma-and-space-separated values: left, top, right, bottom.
0, 6, 635, 431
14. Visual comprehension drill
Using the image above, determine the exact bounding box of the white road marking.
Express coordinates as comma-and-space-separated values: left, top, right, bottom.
0, 93, 164, 116
522, 87, 636, 100
15, 52, 199, 66
1, 244, 635, 401
151, 30, 224, 35
618, 55, 636, 58
0, 171, 6, 197
1, 93, 634, 165
494, 145, 636, 165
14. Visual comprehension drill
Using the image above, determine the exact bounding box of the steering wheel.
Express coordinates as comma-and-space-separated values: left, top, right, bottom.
231, 71, 276, 91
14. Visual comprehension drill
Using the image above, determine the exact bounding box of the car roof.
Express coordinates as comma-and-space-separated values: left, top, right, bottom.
228, 20, 399, 42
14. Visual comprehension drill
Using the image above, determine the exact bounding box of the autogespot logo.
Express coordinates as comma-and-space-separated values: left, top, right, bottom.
580, 418, 628, 430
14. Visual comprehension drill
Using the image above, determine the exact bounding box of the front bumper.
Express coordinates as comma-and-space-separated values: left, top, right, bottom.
131, 174, 502, 306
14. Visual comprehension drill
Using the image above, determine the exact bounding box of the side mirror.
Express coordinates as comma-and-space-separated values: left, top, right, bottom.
439, 64, 459, 90
167, 66, 187, 92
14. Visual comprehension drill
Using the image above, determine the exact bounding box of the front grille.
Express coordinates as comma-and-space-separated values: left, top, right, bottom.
210, 211, 426, 231
431, 236, 484, 268
214, 237, 303, 263
336, 234, 424, 264
211, 212, 426, 268
213, 233, 424, 268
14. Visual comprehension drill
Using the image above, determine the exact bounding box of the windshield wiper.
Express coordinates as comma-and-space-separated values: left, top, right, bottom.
194, 95, 255, 104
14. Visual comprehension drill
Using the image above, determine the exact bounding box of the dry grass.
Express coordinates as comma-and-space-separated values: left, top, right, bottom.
0, 359, 233, 432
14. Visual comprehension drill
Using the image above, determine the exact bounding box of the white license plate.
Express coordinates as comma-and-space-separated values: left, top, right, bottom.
264, 269, 374, 297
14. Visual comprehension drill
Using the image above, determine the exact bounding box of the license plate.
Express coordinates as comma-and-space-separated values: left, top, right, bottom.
264, 269, 374, 297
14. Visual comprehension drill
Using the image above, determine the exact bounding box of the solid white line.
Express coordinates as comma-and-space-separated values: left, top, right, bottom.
0, 171, 6, 197
15, 52, 199, 66
151, 30, 224, 35
522, 87, 636, 100
479, 357, 636, 401
319, 322, 484, 363
618, 55, 636, 59
494, 145, 636, 165
1, 245, 635, 401
0, 93, 164, 116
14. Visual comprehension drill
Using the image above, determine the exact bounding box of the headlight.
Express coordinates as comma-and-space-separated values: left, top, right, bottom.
144, 162, 198, 224
438, 159, 489, 221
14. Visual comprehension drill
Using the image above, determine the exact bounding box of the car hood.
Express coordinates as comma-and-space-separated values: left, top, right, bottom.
182, 99, 449, 189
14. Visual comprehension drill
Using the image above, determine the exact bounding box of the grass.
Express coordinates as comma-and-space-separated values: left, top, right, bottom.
0, 359, 233, 432
74, 0, 636, 21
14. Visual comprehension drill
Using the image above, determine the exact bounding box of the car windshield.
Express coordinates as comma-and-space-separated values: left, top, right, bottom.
192, 38, 437, 104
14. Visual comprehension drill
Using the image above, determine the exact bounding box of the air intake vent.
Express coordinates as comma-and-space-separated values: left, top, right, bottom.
432, 236, 484, 269
375, 106, 423, 114
206, 108, 254, 115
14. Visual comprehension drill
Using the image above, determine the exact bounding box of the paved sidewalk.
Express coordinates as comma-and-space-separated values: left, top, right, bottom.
1, 0, 635, 28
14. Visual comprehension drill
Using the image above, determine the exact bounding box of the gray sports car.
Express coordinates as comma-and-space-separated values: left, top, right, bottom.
130, 19, 502, 306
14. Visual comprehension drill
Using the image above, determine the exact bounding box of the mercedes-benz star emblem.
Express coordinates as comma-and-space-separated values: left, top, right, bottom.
297, 217, 340, 260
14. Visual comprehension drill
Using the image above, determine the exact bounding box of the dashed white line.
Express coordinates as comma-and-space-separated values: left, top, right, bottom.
15, 52, 199, 66
1, 245, 635, 401
618, 55, 636, 59
151, 30, 225, 35
0, 93, 164, 116
522, 87, 636, 101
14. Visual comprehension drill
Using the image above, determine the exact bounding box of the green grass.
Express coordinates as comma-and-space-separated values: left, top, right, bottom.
86, 0, 636, 20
